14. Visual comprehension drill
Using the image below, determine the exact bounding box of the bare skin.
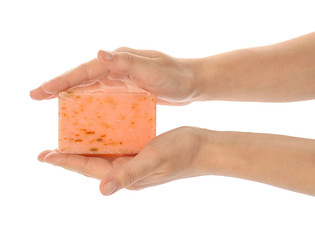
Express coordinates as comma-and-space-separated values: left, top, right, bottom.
31, 32, 315, 196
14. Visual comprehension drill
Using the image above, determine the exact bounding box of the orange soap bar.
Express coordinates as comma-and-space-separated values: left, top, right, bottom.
58, 91, 156, 155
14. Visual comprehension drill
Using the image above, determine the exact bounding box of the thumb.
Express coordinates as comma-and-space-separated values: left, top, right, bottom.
99, 151, 159, 196
97, 50, 155, 77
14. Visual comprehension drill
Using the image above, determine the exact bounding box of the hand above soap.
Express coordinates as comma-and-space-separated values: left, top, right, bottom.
30, 47, 202, 105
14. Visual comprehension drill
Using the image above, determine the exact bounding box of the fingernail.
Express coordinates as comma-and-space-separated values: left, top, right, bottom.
41, 81, 56, 94
100, 50, 114, 61
103, 181, 117, 195
44, 152, 58, 162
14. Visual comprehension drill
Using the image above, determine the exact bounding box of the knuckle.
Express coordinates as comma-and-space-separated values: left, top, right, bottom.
177, 126, 192, 132
66, 155, 89, 171
157, 55, 172, 66
115, 53, 134, 72
79, 157, 90, 171
64, 154, 76, 166
62, 74, 71, 90
137, 150, 162, 171
124, 52, 134, 64
80, 63, 92, 82
114, 46, 130, 52
121, 169, 138, 186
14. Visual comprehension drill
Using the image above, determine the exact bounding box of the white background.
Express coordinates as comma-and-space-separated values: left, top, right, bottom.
1, 0, 315, 239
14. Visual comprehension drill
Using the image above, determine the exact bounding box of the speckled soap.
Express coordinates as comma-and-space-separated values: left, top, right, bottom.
58, 91, 156, 155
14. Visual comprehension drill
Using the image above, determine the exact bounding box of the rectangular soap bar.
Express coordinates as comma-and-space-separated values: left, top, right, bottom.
58, 91, 156, 155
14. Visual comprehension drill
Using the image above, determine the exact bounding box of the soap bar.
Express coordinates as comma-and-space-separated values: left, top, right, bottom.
58, 91, 156, 155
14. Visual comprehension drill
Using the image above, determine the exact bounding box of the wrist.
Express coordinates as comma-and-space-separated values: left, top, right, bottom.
196, 129, 250, 177
192, 129, 228, 176
178, 54, 230, 102
185, 55, 227, 102
189, 49, 260, 102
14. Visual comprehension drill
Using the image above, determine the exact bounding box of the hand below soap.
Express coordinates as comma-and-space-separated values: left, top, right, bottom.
58, 91, 156, 155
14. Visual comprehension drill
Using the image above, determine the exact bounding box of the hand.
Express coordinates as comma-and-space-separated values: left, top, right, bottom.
30, 47, 201, 105
38, 127, 215, 196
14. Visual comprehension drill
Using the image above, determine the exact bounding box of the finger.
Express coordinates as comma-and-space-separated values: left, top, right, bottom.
38, 150, 54, 161
97, 50, 157, 77
114, 47, 163, 58
30, 58, 109, 100
42, 151, 113, 180
99, 148, 160, 196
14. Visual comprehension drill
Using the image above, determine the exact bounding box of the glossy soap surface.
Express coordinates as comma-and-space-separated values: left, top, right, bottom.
58, 91, 156, 155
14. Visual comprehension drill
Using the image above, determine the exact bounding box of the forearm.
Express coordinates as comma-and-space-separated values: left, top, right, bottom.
201, 130, 315, 196
192, 32, 315, 102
